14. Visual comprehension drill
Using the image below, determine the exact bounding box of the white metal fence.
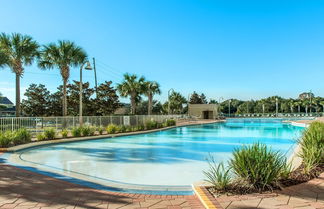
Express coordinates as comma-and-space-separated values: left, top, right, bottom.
0, 115, 188, 133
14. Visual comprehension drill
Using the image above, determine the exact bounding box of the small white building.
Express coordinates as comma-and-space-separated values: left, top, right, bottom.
188, 104, 218, 119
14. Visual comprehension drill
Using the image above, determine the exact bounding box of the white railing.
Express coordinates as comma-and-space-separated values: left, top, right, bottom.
0, 115, 188, 133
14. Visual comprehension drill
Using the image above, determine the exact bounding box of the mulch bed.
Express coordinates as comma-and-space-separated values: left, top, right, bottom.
208, 163, 324, 197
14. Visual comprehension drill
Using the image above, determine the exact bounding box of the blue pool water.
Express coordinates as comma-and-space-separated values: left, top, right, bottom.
14, 121, 304, 186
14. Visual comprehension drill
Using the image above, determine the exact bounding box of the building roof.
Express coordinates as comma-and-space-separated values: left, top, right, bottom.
0, 97, 14, 105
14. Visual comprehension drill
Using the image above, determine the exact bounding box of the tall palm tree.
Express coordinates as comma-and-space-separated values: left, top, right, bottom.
0, 33, 39, 116
117, 73, 145, 114
288, 99, 294, 113
144, 81, 161, 115
320, 101, 324, 113
294, 100, 302, 113
302, 99, 310, 114
38, 41, 87, 116
168, 91, 187, 114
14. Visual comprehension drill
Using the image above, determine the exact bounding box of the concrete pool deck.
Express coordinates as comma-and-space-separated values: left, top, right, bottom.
0, 160, 205, 209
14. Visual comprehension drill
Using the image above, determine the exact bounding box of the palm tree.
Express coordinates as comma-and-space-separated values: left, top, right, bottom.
0, 33, 39, 116
288, 99, 294, 113
320, 101, 324, 113
117, 73, 145, 114
38, 41, 87, 116
168, 91, 187, 114
144, 81, 161, 115
302, 99, 310, 114
294, 100, 302, 113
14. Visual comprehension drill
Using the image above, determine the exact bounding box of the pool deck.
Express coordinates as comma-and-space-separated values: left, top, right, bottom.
0, 159, 205, 209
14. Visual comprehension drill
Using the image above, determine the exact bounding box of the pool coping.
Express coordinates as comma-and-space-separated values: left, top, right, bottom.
1, 120, 221, 196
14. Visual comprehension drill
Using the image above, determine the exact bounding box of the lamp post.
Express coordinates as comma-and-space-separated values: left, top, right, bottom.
275, 98, 278, 117
228, 99, 231, 117
187, 93, 192, 117
167, 88, 174, 115
79, 61, 92, 126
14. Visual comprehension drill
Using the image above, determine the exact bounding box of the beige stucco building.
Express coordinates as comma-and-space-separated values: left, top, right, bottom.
188, 104, 218, 119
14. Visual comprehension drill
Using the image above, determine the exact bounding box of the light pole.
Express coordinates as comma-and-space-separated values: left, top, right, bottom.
79, 61, 92, 126
168, 88, 174, 115
262, 103, 265, 115
187, 93, 192, 117
275, 98, 278, 117
228, 99, 231, 116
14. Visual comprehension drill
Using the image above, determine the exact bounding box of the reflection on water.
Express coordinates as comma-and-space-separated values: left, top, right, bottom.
19, 121, 304, 185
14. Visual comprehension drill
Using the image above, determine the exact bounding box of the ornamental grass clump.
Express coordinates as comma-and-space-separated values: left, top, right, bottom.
0, 131, 12, 148
12, 128, 32, 145
298, 121, 324, 175
61, 129, 69, 138
166, 119, 176, 126
106, 124, 118, 134
71, 127, 82, 137
36, 133, 46, 141
81, 126, 93, 136
204, 156, 231, 191
97, 126, 104, 135
145, 120, 158, 130
118, 125, 127, 133
229, 143, 287, 191
44, 128, 56, 140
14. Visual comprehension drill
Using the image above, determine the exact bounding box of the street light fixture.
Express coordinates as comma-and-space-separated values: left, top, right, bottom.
79, 61, 92, 126
228, 99, 232, 117
275, 97, 278, 117
168, 88, 174, 115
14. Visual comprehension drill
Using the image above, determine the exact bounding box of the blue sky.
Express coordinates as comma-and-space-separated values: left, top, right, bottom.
1, 0, 324, 103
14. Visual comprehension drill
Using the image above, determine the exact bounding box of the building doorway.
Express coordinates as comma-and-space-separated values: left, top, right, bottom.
203, 111, 213, 119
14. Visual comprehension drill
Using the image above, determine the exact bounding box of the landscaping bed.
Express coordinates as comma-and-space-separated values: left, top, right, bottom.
0, 119, 177, 149
204, 121, 324, 198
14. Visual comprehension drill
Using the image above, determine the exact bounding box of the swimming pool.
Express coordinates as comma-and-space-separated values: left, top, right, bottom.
4, 120, 304, 194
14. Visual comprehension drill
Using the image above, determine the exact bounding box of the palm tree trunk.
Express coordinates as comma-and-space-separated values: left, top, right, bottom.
148, 94, 153, 115
62, 79, 68, 116
130, 96, 136, 114
15, 74, 20, 117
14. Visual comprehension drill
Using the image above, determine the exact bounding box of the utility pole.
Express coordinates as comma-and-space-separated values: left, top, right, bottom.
93, 57, 98, 99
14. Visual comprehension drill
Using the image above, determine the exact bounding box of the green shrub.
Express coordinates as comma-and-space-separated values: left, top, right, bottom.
97, 126, 104, 135
230, 143, 286, 191
81, 126, 91, 136
156, 122, 163, 128
89, 126, 96, 136
44, 128, 56, 140
136, 125, 145, 131
145, 121, 158, 130
118, 125, 127, 133
126, 126, 133, 132
61, 129, 69, 138
166, 119, 176, 126
204, 156, 231, 191
12, 128, 32, 145
298, 121, 324, 174
106, 124, 118, 134
280, 161, 293, 179
71, 127, 82, 137
36, 133, 46, 141
0, 131, 12, 148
